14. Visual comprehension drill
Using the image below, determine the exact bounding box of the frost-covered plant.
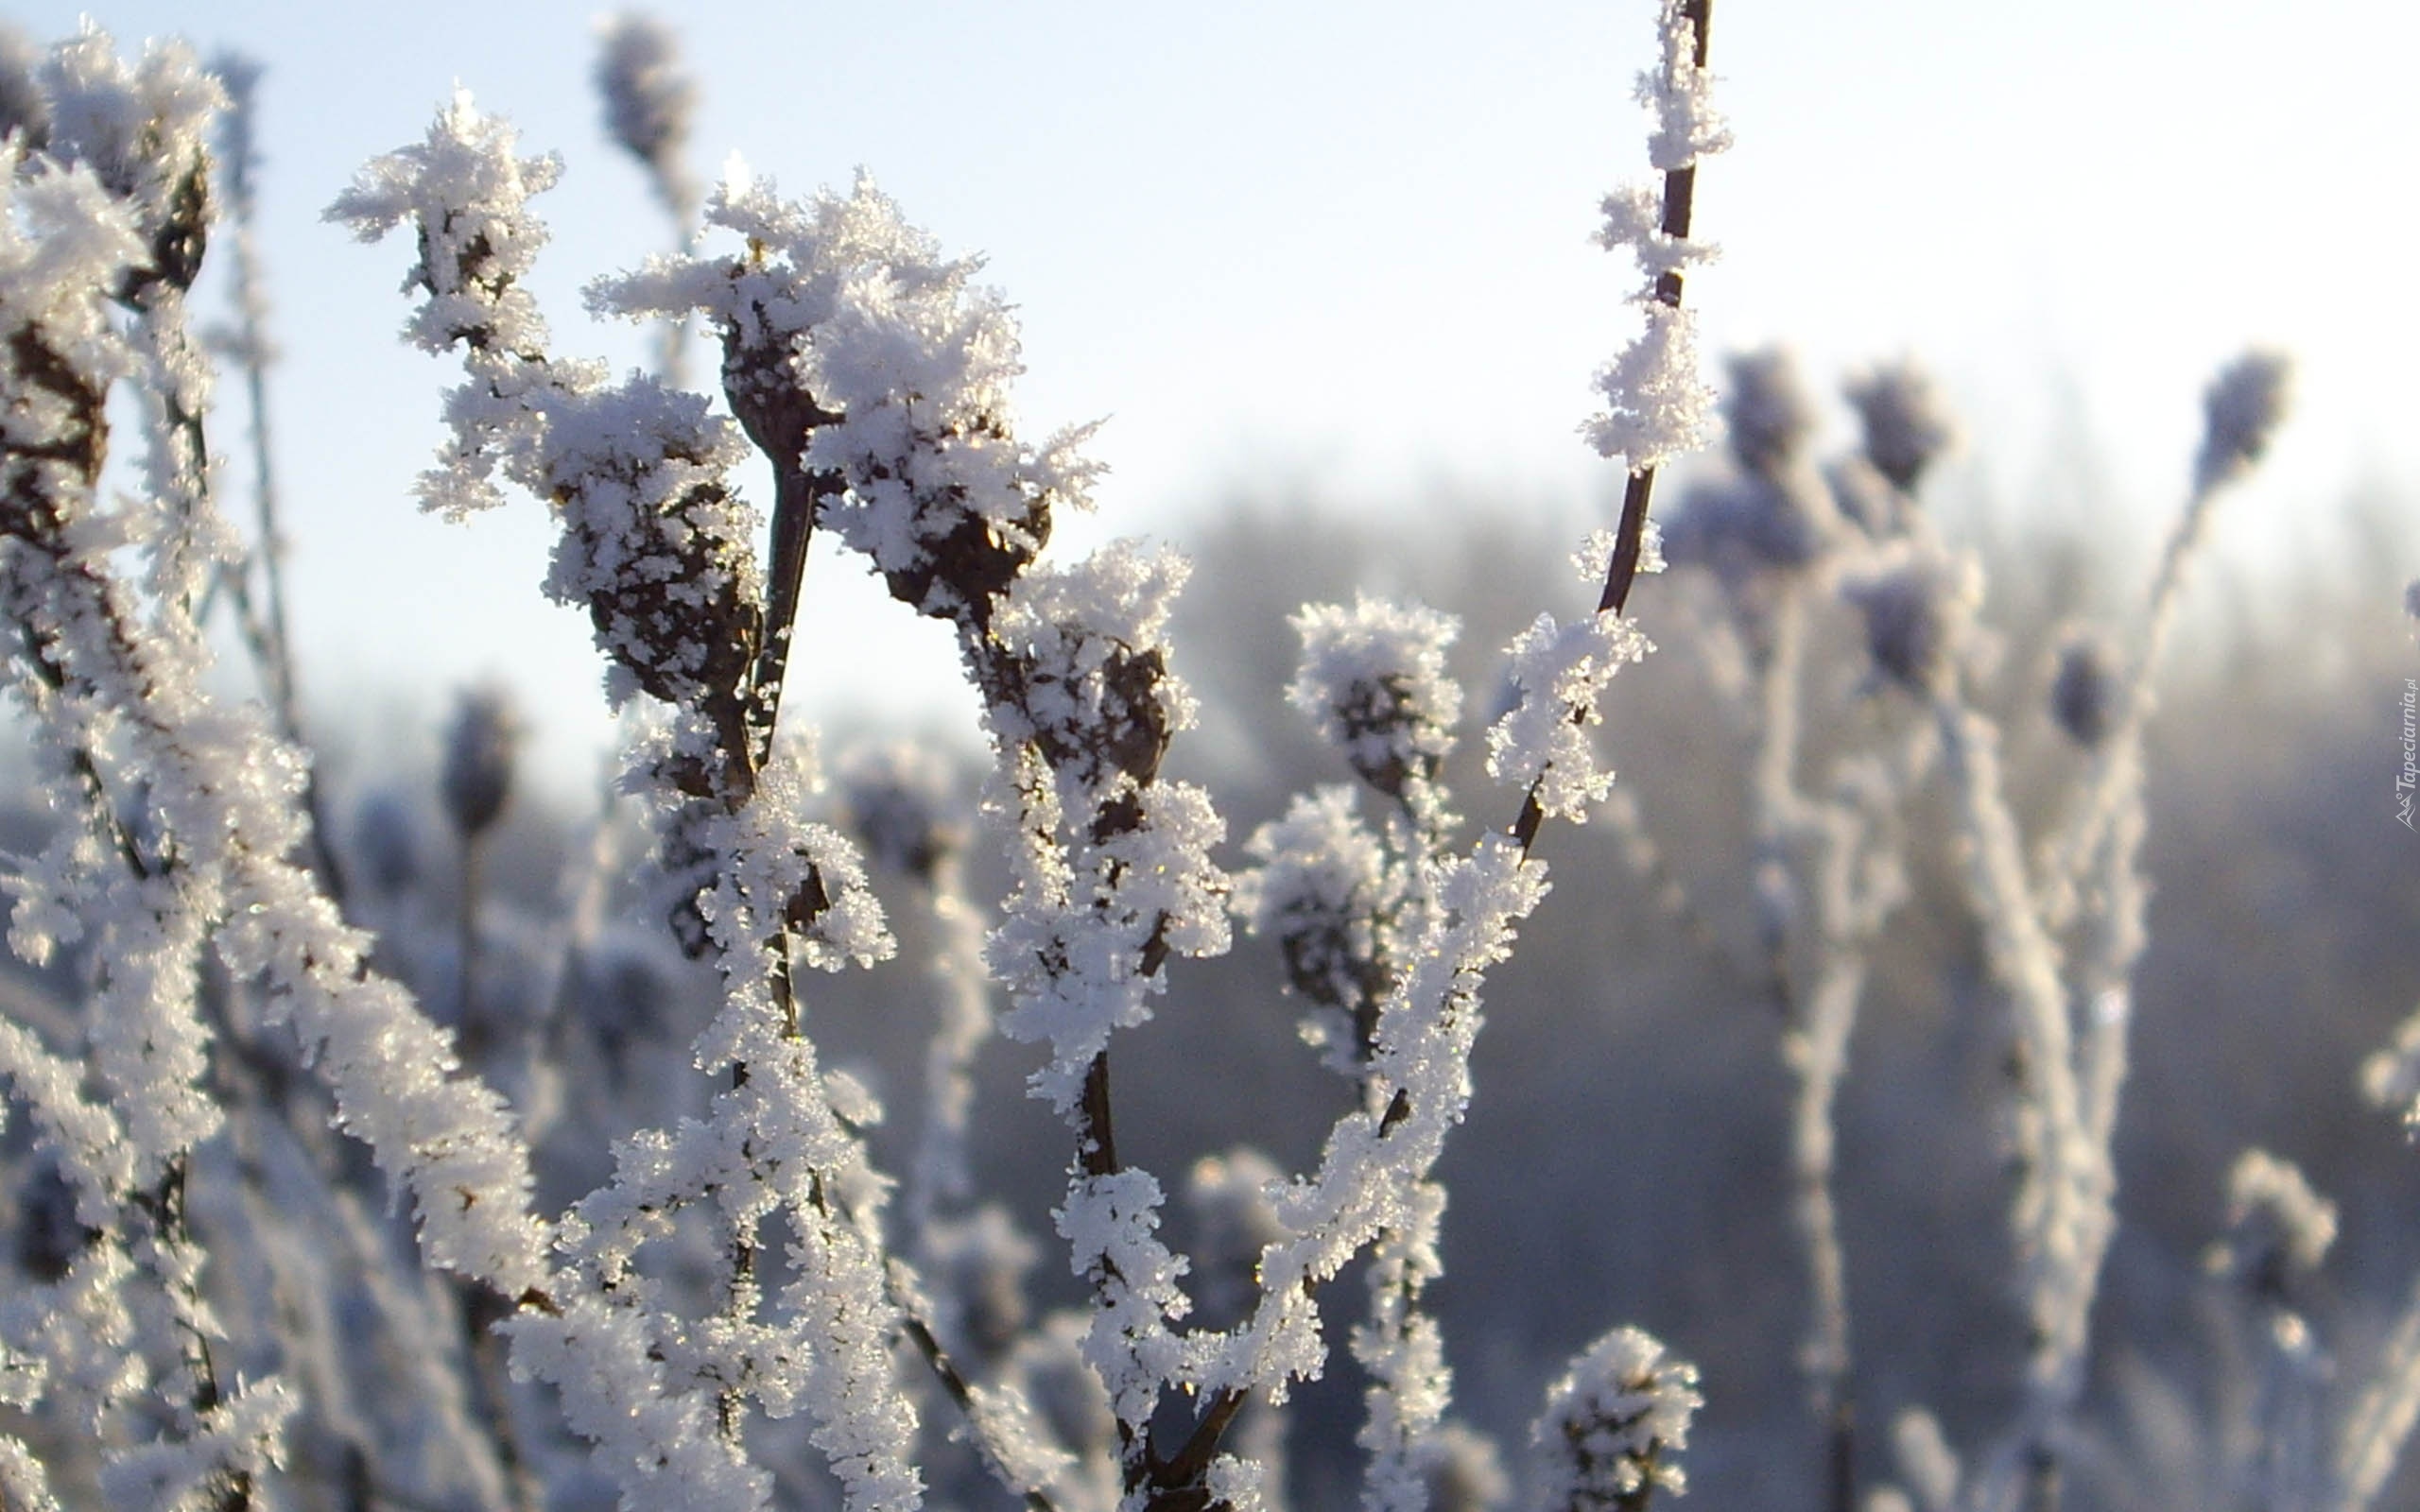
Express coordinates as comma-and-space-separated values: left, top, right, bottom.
0, 6, 1738, 1511
1627, 332, 2296, 1512
1530, 1327, 1702, 1511
0, 33, 558, 1511
1869, 351, 2290, 1512
1643, 344, 1945, 1511
9, 7, 2380, 1512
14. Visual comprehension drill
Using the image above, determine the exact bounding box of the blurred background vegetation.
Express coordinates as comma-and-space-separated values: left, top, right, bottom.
6, 391, 2401, 1505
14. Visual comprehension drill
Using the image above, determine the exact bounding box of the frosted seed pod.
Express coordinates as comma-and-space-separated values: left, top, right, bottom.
441, 686, 520, 839
1720, 346, 1817, 475
1531, 1326, 1701, 1509
2192, 350, 2290, 496
595, 14, 694, 191
2048, 631, 2117, 747
1845, 359, 1957, 493
1841, 547, 1978, 695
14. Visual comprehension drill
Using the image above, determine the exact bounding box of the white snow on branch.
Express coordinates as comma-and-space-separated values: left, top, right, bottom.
1486, 610, 1652, 821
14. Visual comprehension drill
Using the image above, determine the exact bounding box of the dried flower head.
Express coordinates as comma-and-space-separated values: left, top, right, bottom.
441, 686, 520, 840
1236, 785, 1391, 1059
2192, 350, 2290, 497
1720, 346, 1816, 475
594, 13, 696, 215
1532, 1326, 1701, 1509
1841, 546, 1979, 695
1845, 359, 1957, 493
2048, 629, 2118, 747
1288, 594, 1462, 804
39, 29, 222, 288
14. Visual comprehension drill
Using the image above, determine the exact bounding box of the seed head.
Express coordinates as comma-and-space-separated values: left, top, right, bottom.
441, 686, 520, 840
1845, 359, 1957, 493
1720, 346, 1816, 476
1666, 469, 1832, 576
2192, 350, 2290, 496
1427, 1423, 1512, 1512
1288, 595, 1461, 805
1532, 1326, 1701, 1509
1842, 547, 1979, 695
595, 14, 695, 208
2048, 630, 2118, 747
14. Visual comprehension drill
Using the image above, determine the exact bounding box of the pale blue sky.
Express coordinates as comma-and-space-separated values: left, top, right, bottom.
13, 1, 2414, 787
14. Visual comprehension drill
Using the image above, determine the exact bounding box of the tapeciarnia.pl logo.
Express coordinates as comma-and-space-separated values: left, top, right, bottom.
2399, 679, 2417, 831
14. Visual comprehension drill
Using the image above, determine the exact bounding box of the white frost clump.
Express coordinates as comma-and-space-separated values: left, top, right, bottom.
592, 167, 1101, 627
1486, 610, 1652, 820
2362, 1004, 2420, 1125
1586, 301, 1712, 474
1055, 1168, 1190, 1431
1890, 1407, 1962, 1512
1637, 0, 1730, 172
0, 150, 142, 400
1288, 595, 1461, 807
1574, 523, 1667, 583
39, 26, 219, 233
1236, 786, 1389, 1027
1531, 1326, 1701, 1507
2206, 1149, 2337, 1289
991, 770, 1228, 1110
326, 90, 559, 367
325, 91, 572, 519
1585, 0, 1727, 472
985, 542, 1197, 792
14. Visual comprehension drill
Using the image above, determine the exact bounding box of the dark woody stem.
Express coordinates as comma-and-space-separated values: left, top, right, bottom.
1515, 0, 1710, 862
748, 461, 842, 767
